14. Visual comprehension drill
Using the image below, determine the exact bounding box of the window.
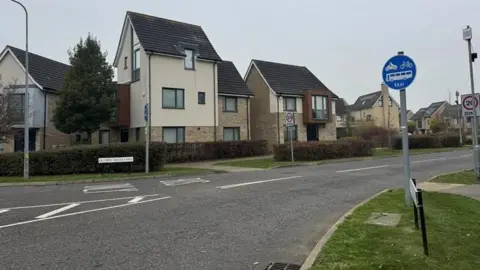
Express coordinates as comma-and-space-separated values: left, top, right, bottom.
198, 92, 206, 104
223, 127, 240, 141
163, 127, 185, 143
135, 128, 140, 142
388, 97, 393, 107
132, 48, 140, 81
184, 49, 195, 70
223, 97, 237, 112
162, 88, 184, 109
99, 130, 110, 145
366, 115, 372, 121
8, 94, 25, 122
124, 56, 128, 69
417, 120, 422, 128
312, 95, 329, 120
379, 97, 383, 107
120, 129, 129, 143
285, 125, 298, 141
283, 97, 297, 111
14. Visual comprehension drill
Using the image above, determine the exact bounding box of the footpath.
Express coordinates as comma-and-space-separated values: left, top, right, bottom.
164, 155, 272, 172
420, 181, 480, 200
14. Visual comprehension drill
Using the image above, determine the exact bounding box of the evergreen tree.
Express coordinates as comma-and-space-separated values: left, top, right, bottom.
53, 34, 115, 141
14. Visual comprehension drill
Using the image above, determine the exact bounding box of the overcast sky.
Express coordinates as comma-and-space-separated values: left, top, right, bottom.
1, 0, 479, 112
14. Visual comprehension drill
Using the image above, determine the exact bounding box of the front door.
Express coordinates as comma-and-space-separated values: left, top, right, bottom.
307, 124, 318, 141
14, 129, 36, 152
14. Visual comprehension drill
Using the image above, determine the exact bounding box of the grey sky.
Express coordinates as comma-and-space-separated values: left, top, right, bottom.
1, 0, 479, 112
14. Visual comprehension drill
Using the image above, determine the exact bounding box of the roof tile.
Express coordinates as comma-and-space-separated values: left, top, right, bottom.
218, 61, 252, 96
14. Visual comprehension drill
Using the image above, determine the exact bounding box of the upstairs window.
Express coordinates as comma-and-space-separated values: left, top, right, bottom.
162, 88, 185, 109
184, 49, 195, 70
388, 97, 393, 107
312, 95, 329, 120
198, 92, 206, 104
223, 97, 237, 112
283, 97, 297, 111
124, 56, 128, 69
132, 48, 140, 81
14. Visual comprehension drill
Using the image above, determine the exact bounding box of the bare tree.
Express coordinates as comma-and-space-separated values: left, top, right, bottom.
0, 74, 20, 143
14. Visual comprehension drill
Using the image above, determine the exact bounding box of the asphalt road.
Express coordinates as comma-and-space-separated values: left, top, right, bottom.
0, 150, 473, 269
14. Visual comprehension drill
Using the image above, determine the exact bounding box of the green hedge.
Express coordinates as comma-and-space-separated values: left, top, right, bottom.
392, 133, 462, 150
273, 139, 374, 161
0, 142, 166, 176
166, 140, 268, 163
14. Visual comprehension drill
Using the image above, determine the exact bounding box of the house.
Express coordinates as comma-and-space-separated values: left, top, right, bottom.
411, 108, 427, 132
419, 101, 449, 133
110, 11, 252, 144
348, 83, 400, 131
443, 104, 469, 131
0, 45, 71, 152
406, 110, 414, 120
335, 98, 349, 138
244, 59, 338, 149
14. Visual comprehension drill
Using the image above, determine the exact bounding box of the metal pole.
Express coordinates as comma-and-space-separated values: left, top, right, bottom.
145, 102, 149, 173
456, 92, 463, 145
11, 0, 29, 179
467, 36, 480, 176
290, 128, 294, 162
398, 51, 412, 206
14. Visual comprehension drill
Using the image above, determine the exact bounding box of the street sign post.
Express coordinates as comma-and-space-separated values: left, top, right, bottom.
461, 93, 480, 117
285, 112, 295, 162
382, 52, 417, 206
144, 103, 148, 122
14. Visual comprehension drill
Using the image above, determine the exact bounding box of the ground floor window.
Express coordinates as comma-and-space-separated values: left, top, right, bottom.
223, 127, 240, 141
285, 125, 298, 141
163, 127, 185, 143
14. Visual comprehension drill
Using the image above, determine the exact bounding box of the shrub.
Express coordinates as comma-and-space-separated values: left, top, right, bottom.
352, 125, 395, 148
166, 140, 268, 163
465, 138, 473, 145
0, 142, 166, 176
392, 133, 463, 149
273, 139, 374, 161
435, 133, 462, 147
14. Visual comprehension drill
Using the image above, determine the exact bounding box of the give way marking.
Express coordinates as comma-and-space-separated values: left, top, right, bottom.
160, 178, 210, 187
83, 183, 137, 194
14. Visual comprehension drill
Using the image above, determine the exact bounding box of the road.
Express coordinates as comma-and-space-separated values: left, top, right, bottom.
0, 150, 472, 269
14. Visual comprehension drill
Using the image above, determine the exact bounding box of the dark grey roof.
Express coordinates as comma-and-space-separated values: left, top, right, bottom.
349, 91, 382, 111
411, 107, 427, 121
335, 98, 348, 115
424, 101, 447, 117
444, 104, 460, 118
252, 59, 338, 98
217, 61, 252, 96
127, 11, 221, 62
4, 45, 70, 91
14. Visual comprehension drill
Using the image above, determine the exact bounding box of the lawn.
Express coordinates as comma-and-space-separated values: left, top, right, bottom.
214, 147, 469, 169
431, 170, 479, 185
0, 167, 221, 184
312, 189, 480, 270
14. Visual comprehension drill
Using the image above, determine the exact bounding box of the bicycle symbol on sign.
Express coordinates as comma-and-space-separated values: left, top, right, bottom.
400, 61, 413, 70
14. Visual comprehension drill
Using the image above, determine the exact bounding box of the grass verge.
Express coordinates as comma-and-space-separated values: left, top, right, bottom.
214, 147, 468, 169
0, 167, 222, 184
430, 170, 478, 185
312, 189, 480, 270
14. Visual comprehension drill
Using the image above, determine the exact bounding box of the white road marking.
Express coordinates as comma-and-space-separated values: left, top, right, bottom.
336, 165, 389, 173
460, 154, 472, 157
217, 176, 303, 189
411, 157, 447, 164
0, 196, 170, 230
160, 178, 210, 187
35, 203, 80, 219
128, 196, 144, 203
2, 194, 160, 210
0, 209, 9, 214
83, 183, 138, 194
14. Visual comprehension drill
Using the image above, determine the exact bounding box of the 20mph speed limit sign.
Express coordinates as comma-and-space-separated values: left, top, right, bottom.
285, 112, 295, 126
462, 93, 480, 117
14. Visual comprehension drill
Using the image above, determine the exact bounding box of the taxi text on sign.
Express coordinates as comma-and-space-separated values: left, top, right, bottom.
461, 93, 480, 117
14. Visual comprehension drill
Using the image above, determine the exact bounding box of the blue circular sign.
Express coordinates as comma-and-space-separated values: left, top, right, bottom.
382, 54, 417, 90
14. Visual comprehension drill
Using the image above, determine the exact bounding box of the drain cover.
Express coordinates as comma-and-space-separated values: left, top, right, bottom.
264, 262, 301, 270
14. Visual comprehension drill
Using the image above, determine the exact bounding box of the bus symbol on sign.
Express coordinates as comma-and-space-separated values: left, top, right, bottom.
382, 55, 417, 91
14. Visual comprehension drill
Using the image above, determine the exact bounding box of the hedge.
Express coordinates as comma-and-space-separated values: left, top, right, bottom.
273, 139, 374, 161
392, 133, 462, 150
166, 140, 268, 163
0, 142, 167, 177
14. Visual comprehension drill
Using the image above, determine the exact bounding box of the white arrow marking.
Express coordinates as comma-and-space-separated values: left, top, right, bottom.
35, 203, 80, 219
128, 196, 144, 203
0, 209, 9, 214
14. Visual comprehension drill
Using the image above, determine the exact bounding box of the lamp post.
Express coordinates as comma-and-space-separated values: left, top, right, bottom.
455, 90, 463, 145
463, 25, 480, 178
10, 0, 29, 179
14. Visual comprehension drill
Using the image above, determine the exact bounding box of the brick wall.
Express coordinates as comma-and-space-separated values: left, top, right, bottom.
246, 66, 278, 150
38, 93, 72, 150
218, 96, 249, 140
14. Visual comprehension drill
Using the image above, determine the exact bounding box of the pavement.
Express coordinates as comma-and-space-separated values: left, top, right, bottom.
0, 149, 473, 269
